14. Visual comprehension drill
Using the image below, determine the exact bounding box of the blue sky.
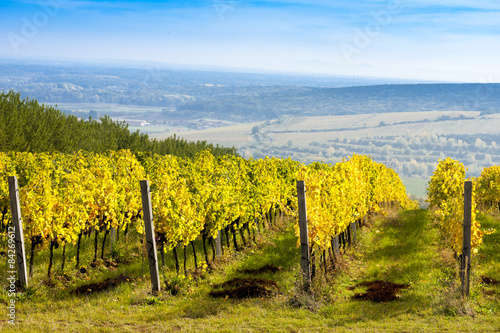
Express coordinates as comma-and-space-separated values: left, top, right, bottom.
1, 0, 499, 82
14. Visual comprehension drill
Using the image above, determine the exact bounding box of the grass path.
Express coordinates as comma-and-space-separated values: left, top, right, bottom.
324, 209, 500, 332
1, 210, 499, 332
344, 209, 455, 312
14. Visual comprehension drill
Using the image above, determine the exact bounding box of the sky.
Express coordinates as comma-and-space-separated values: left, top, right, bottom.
1, 0, 499, 82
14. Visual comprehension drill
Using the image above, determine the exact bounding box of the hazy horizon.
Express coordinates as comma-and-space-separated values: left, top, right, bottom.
1, 0, 500, 83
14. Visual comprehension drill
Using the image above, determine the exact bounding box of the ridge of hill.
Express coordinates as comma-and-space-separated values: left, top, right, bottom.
0, 91, 236, 157
178, 83, 500, 121
2, 62, 499, 123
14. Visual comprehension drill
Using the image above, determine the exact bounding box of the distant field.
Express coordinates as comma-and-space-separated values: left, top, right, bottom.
161, 111, 487, 150
265, 111, 488, 147
267, 111, 479, 133
159, 110, 498, 159
149, 110, 500, 192
155, 121, 258, 147
401, 177, 429, 198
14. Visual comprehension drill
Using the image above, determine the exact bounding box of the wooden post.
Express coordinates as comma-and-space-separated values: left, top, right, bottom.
350, 221, 357, 245
461, 180, 472, 297
109, 227, 116, 252
332, 235, 340, 258
297, 180, 311, 290
140, 180, 161, 293
8, 176, 28, 288
215, 230, 222, 257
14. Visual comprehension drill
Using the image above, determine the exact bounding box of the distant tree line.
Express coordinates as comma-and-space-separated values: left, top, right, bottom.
0, 91, 237, 158
176, 83, 500, 121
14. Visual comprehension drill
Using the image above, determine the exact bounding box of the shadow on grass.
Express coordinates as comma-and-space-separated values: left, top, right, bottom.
364, 209, 438, 281
477, 213, 500, 280
343, 209, 454, 317
226, 224, 300, 283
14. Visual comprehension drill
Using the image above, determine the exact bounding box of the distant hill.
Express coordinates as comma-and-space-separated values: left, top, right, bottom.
177, 83, 500, 120
1, 61, 499, 123
0, 91, 236, 157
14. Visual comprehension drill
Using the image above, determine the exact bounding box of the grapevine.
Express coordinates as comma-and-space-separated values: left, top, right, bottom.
1, 150, 415, 276
427, 157, 483, 254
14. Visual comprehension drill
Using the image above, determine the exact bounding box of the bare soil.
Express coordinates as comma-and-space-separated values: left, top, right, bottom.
209, 277, 278, 299
73, 275, 131, 295
348, 280, 410, 302
238, 264, 281, 274
482, 276, 500, 285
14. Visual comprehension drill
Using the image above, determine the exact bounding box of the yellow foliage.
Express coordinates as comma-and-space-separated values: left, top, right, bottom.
297, 154, 417, 252
427, 157, 483, 254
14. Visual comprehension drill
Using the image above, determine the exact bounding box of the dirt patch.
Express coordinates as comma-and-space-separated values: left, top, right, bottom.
209, 277, 278, 299
104, 259, 118, 268
482, 288, 497, 296
238, 264, 281, 274
348, 280, 410, 302
73, 275, 131, 295
482, 276, 500, 285
42, 279, 56, 288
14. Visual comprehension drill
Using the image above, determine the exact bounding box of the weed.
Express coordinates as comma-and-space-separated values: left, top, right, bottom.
287, 273, 321, 311
164, 274, 189, 296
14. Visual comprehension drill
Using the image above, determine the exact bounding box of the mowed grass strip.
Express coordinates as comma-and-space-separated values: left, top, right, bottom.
322, 209, 454, 317
322, 208, 499, 331
360, 209, 451, 307
474, 212, 500, 315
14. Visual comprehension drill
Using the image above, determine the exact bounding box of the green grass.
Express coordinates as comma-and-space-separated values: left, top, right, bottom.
474, 211, 500, 315
1, 211, 499, 332
477, 212, 500, 280
331, 210, 460, 314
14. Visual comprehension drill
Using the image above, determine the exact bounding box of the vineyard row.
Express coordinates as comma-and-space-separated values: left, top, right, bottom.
1, 150, 418, 278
